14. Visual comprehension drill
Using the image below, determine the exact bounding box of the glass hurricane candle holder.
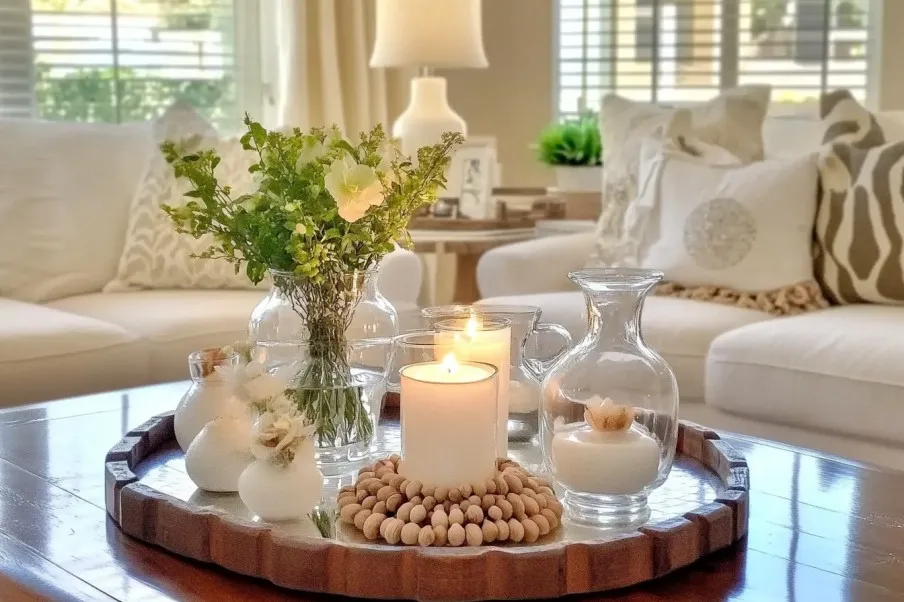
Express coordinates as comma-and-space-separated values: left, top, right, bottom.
539, 268, 679, 530
422, 304, 571, 442
386, 332, 440, 394
433, 317, 511, 457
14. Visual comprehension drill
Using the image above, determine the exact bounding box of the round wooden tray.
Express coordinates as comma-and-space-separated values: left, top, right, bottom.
105, 414, 748, 601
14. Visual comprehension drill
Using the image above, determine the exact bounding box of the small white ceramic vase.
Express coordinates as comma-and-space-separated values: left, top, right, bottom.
174, 350, 246, 451
185, 414, 254, 492
238, 438, 324, 521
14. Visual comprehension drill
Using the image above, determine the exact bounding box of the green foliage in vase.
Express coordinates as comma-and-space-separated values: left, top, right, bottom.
308, 507, 337, 539
162, 117, 462, 449
162, 115, 462, 285
536, 111, 602, 167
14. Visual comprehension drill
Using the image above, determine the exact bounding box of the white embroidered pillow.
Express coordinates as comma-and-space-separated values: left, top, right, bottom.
104, 135, 260, 292
636, 140, 819, 293
589, 85, 772, 268
621, 111, 745, 268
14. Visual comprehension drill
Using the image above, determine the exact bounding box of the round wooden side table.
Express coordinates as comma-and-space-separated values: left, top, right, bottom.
408, 217, 537, 303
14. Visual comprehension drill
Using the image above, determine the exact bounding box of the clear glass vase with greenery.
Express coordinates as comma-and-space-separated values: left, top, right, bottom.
162, 116, 461, 471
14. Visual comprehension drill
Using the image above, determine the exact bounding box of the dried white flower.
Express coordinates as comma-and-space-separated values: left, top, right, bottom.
251, 409, 316, 466
216, 360, 292, 414
221, 339, 254, 364
583, 396, 635, 432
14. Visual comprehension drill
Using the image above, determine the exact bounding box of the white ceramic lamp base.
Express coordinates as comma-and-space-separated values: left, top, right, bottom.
393, 76, 466, 156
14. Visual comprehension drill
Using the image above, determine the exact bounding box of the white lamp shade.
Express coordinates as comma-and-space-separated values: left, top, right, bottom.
370, 0, 489, 69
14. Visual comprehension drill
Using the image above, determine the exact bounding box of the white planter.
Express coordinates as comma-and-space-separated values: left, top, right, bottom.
238, 439, 324, 522
174, 381, 246, 452
185, 415, 253, 492
554, 165, 603, 193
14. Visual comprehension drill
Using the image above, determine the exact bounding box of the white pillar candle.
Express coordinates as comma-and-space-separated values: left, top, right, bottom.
435, 317, 511, 457
551, 425, 660, 496
398, 357, 498, 488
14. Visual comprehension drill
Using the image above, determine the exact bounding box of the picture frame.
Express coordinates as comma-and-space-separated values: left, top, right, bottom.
447, 138, 497, 219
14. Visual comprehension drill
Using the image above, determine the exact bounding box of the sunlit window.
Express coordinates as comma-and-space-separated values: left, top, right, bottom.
1, 0, 260, 128
556, 0, 870, 118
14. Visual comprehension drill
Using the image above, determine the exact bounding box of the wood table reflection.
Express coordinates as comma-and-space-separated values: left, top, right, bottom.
0, 381, 902, 601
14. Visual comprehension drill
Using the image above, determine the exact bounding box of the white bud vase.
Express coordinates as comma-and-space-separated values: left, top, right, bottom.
238, 438, 324, 521
174, 350, 246, 451
185, 415, 254, 492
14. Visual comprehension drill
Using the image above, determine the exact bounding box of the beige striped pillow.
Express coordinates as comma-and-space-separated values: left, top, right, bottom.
815, 90, 904, 304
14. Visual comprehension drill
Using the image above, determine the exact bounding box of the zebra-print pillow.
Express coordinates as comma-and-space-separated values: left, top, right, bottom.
815, 90, 904, 304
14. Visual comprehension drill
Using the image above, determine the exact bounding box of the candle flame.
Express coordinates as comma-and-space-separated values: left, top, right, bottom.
465, 314, 480, 338
441, 352, 458, 374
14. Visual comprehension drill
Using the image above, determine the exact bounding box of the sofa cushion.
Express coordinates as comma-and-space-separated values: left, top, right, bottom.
762, 111, 904, 159
480, 292, 771, 400
0, 299, 147, 407
706, 304, 904, 445
104, 111, 262, 292
633, 138, 819, 294
590, 85, 771, 269
814, 90, 904, 305
47, 290, 266, 383
762, 116, 825, 158
0, 119, 153, 302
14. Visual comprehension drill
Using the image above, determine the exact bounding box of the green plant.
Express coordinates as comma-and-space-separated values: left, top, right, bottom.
163, 116, 462, 446
537, 112, 602, 167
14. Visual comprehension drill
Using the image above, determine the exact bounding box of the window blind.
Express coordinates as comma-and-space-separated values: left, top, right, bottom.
0, 0, 255, 127
556, 0, 870, 118
0, 0, 34, 117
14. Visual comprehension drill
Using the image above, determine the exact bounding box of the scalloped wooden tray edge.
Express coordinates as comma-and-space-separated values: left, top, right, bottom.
105, 413, 749, 601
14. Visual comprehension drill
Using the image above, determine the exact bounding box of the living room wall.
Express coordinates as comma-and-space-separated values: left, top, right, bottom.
872, 0, 904, 111
441, 0, 555, 188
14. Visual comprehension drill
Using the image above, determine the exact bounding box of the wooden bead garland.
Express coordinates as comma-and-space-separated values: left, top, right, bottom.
339, 455, 564, 547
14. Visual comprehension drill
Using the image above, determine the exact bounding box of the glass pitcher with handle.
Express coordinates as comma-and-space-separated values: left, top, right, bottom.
422, 304, 572, 442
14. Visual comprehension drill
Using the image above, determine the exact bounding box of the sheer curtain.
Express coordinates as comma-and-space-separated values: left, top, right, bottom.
275, 0, 389, 134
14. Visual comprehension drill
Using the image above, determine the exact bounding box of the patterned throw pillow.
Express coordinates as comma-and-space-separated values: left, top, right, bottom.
815, 90, 904, 304
104, 108, 260, 292
589, 85, 772, 268
630, 133, 826, 317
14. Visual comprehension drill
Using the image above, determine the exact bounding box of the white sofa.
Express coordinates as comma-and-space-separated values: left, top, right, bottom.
478, 114, 904, 471
0, 119, 422, 408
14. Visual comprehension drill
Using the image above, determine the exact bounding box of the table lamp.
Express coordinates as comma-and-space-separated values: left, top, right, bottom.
370, 0, 489, 155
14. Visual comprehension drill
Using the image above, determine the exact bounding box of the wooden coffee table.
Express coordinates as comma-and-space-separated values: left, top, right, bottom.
2, 382, 904, 601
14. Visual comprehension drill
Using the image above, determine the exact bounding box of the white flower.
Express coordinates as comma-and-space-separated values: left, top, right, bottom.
242, 362, 290, 401
221, 339, 253, 364
216, 360, 290, 408
266, 392, 295, 415
324, 155, 384, 222
250, 409, 316, 464
295, 136, 326, 170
